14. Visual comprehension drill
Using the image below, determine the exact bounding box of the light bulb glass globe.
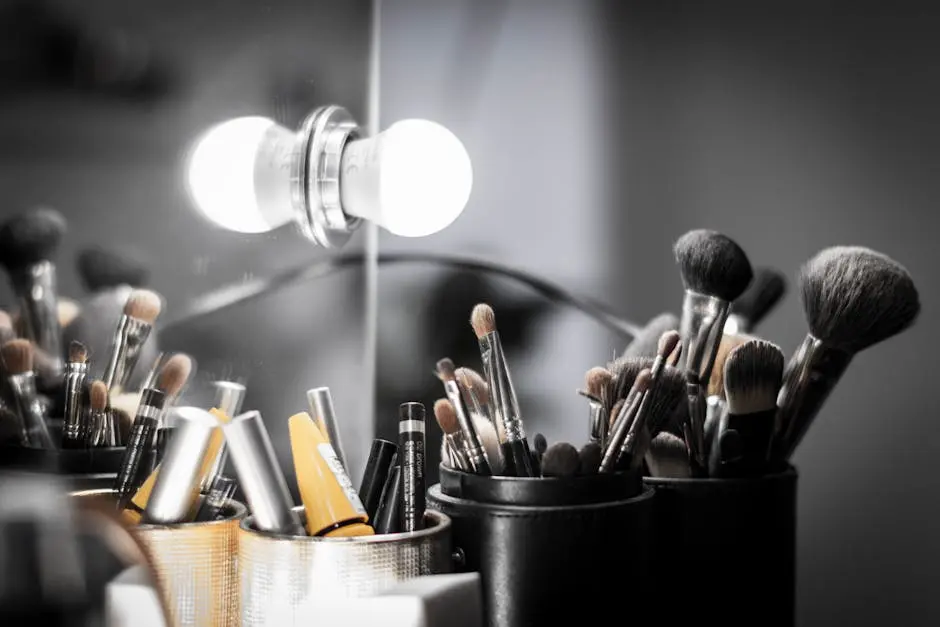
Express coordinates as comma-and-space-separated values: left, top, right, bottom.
340, 119, 473, 237
186, 116, 294, 234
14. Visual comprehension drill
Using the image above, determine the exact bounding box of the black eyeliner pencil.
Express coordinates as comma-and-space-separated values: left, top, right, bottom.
398, 402, 426, 532
113, 388, 166, 506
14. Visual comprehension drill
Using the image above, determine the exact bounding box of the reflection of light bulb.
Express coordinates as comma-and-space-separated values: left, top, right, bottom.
184, 107, 473, 247
339, 120, 473, 237
186, 116, 297, 234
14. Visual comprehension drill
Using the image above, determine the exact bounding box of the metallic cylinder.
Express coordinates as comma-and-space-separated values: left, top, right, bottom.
306, 387, 346, 471
222, 410, 303, 535
61, 361, 89, 448
103, 314, 153, 392
200, 381, 247, 493
9, 371, 54, 449
143, 408, 220, 524
13, 261, 64, 378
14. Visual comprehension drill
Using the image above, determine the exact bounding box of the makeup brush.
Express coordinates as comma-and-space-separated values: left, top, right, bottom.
470, 304, 536, 477
152, 354, 194, 467
113, 387, 167, 506
617, 366, 687, 471
2, 339, 53, 448
87, 380, 116, 448
541, 442, 580, 478
454, 370, 504, 472
455, 367, 490, 410
437, 358, 491, 475
774, 246, 920, 460
578, 442, 602, 475
102, 289, 163, 393
600, 369, 650, 472
61, 341, 90, 449
706, 333, 754, 398
0, 207, 67, 378
725, 267, 787, 335
717, 339, 784, 477
434, 399, 471, 472
582, 367, 611, 447
76, 246, 150, 293
622, 313, 680, 359
645, 432, 691, 479
603, 357, 654, 415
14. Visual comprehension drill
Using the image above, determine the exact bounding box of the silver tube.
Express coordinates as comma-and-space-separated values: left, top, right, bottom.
102, 314, 153, 392
679, 291, 730, 387
200, 381, 246, 492
9, 372, 54, 449
12, 261, 63, 378
306, 387, 346, 470
222, 410, 303, 535
142, 407, 220, 524
61, 361, 89, 448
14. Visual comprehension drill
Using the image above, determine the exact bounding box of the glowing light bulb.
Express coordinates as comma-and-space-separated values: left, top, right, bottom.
339, 119, 473, 237
186, 116, 297, 234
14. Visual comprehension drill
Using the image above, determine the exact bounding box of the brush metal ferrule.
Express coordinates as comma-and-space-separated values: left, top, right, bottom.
600, 391, 642, 472
588, 400, 607, 448
62, 362, 89, 448
11, 261, 63, 377
443, 433, 471, 471
9, 372, 54, 449
88, 409, 117, 448
103, 314, 154, 392
479, 331, 527, 444
680, 290, 731, 385
443, 378, 490, 475
773, 334, 853, 461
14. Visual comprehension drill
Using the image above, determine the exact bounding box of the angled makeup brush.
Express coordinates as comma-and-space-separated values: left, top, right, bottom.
622, 312, 680, 359
76, 246, 150, 293
725, 267, 787, 334
582, 366, 612, 447
0, 207, 67, 378
102, 289, 163, 393
774, 247, 920, 460
716, 339, 784, 477
2, 339, 53, 448
471, 303, 536, 477
61, 340, 90, 448
541, 442, 580, 478
87, 379, 116, 448
646, 432, 691, 479
434, 398, 471, 472
437, 358, 491, 475
674, 229, 753, 383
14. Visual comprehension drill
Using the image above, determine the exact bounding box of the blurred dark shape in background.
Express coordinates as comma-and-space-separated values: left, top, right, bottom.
375, 268, 551, 484
0, 0, 173, 100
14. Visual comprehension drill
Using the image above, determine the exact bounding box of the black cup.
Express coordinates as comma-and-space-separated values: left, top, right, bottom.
644, 466, 798, 627
428, 465, 654, 627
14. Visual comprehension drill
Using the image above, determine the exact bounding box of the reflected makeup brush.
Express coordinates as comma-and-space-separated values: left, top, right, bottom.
87, 380, 116, 448
102, 289, 163, 393
774, 247, 920, 460
61, 341, 90, 449
470, 304, 536, 477
0, 207, 67, 378
581, 367, 611, 448
2, 339, 53, 448
725, 267, 787, 335
716, 339, 784, 477
434, 399, 471, 472
437, 358, 490, 475
622, 313, 680, 359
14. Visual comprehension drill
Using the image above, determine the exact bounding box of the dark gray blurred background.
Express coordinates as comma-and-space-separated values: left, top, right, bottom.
1, 1, 938, 625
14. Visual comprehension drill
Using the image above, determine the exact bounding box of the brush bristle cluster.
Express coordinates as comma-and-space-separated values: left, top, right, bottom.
724, 340, 785, 415
90, 380, 109, 411
68, 340, 89, 364
156, 353, 194, 398
77, 246, 150, 292
622, 313, 679, 359
1, 339, 33, 375
124, 289, 163, 324
674, 229, 754, 302
730, 267, 787, 327
470, 304, 496, 339
0, 206, 67, 268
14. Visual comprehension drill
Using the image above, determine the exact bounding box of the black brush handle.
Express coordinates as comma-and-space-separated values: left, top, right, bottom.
113, 416, 157, 504
502, 438, 537, 477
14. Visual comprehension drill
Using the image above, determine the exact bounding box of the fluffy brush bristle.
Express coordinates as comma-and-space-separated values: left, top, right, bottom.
77, 247, 150, 293
156, 353, 194, 399
604, 357, 653, 411
124, 289, 163, 324
68, 340, 89, 364
644, 366, 687, 436
472, 413, 503, 474
730, 267, 786, 328
433, 398, 460, 435
646, 432, 691, 478
90, 380, 109, 411
674, 229, 754, 302
455, 367, 489, 406
0, 206, 67, 268
541, 442, 580, 477
622, 313, 679, 358
436, 358, 457, 382
470, 303, 496, 339
1, 339, 33, 375
578, 442, 602, 475
0, 310, 14, 345
707, 334, 754, 398
584, 367, 612, 400
724, 339, 785, 415
800, 246, 920, 353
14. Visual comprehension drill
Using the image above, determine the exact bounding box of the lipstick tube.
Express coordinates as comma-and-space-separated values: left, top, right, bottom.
358, 439, 399, 522
478, 332, 536, 477
61, 360, 89, 448
223, 410, 303, 535
398, 402, 426, 532
373, 463, 402, 534
113, 388, 166, 504
8, 371, 54, 449
102, 314, 154, 392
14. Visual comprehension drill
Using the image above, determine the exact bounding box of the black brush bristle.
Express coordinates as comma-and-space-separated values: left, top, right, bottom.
674, 229, 754, 302
541, 442, 580, 477
603, 357, 653, 413
77, 247, 150, 292
730, 267, 787, 328
577, 442, 602, 475
800, 246, 920, 353
0, 206, 66, 268
533, 433, 548, 455
645, 366, 688, 437
622, 312, 679, 359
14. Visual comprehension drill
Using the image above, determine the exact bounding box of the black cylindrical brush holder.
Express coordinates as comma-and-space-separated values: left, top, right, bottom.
428, 465, 654, 627
644, 466, 798, 627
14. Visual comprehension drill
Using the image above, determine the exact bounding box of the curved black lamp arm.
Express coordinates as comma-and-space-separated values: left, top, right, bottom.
163, 252, 641, 339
